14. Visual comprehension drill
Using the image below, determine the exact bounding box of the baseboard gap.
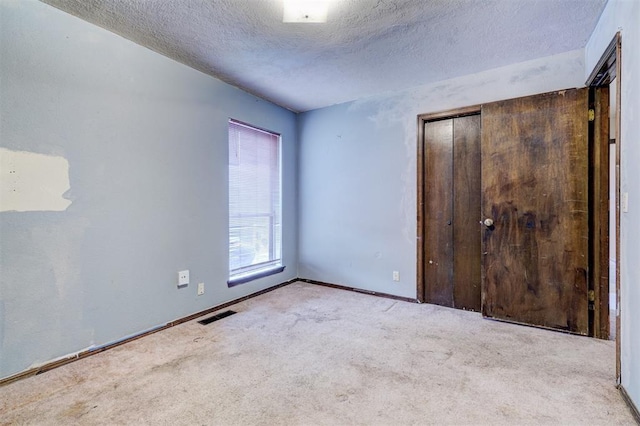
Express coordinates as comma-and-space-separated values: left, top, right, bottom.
298, 278, 418, 304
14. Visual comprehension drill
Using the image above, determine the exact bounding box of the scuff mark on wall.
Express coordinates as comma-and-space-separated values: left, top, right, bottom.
0, 148, 72, 212
509, 65, 549, 83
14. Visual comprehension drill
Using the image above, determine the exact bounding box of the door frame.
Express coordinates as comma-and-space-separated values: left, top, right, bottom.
589, 85, 610, 339
586, 32, 622, 383
417, 105, 481, 303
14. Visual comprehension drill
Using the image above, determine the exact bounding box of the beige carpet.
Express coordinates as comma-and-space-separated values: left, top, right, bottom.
1, 282, 635, 425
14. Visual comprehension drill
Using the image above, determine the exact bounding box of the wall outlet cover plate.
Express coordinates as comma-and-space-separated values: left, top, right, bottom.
178, 270, 189, 286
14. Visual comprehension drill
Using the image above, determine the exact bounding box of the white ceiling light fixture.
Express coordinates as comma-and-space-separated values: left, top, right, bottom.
283, 0, 329, 23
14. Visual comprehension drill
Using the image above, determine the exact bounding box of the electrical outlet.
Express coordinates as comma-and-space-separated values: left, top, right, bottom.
197, 282, 205, 296
393, 271, 400, 282
622, 192, 629, 213
178, 270, 189, 287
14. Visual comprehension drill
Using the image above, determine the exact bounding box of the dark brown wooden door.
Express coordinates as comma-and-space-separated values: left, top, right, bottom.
481, 88, 589, 334
424, 114, 481, 311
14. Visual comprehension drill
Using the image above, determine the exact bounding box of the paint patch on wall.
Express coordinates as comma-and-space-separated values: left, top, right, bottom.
0, 148, 72, 212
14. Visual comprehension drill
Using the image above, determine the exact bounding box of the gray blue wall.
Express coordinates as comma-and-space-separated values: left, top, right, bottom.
2, 1, 639, 411
0, 1, 298, 379
586, 0, 640, 409
298, 49, 586, 299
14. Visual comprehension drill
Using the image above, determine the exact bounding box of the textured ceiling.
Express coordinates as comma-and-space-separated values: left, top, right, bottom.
41, 0, 607, 112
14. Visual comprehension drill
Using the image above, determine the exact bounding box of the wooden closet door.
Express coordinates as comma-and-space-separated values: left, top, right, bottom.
481, 88, 589, 334
452, 115, 481, 311
424, 119, 454, 307
424, 115, 481, 311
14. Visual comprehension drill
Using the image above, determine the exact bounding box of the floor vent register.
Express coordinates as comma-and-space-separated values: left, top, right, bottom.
197, 310, 237, 325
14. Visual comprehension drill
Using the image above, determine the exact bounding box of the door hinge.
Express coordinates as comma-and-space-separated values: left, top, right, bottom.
588, 290, 596, 302
588, 109, 595, 121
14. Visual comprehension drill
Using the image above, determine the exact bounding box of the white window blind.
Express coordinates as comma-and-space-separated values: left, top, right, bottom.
228, 120, 282, 282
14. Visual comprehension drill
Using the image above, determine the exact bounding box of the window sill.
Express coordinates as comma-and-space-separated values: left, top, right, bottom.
227, 265, 286, 287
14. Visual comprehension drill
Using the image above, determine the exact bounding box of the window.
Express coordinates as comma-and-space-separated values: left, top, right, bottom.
228, 120, 283, 285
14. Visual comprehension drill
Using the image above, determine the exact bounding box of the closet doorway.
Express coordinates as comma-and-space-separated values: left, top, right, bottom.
418, 88, 594, 336
418, 109, 481, 312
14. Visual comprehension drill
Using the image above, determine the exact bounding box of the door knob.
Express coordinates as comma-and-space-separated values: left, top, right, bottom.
483, 218, 494, 227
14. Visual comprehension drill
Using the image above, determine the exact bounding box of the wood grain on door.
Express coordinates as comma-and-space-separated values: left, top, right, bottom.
481, 88, 589, 334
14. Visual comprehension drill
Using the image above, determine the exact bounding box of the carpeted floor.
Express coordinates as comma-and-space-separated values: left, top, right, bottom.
0, 281, 635, 425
